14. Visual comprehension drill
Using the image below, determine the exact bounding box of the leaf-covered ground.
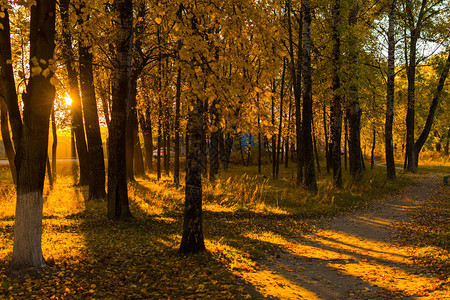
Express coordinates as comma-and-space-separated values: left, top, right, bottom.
0, 163, 448, 299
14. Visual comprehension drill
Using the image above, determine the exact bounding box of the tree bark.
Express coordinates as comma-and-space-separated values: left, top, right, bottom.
331, 0, 342, 188
209, 100, 220, 181
312, 116, 320, 173
301, 0, 317, 191
180, 95, 205, 254
51, 107, 57, 181
276, 59, 286, 178
139, 107, 153, 172
0, 97, 17, 184
107, 0, 133, 221
60, 0, 89, 186
287, 0, 303, 185
79, 40, 106, 199
11, 0, 56, 269
0, 8, 22, 152
385, 0, 396, 180
174, 67, 181, 185
348, 4, 364, 178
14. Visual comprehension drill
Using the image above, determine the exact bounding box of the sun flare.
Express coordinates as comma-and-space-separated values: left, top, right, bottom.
65, 95, 72, 106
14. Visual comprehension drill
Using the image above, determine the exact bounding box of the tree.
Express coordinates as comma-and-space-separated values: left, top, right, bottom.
402, 0, 448, 171
347, 3, 364, 178
301, 0, 317, 191
10, 0, 56, 269
77, 1, 106, 199
60, 0, 90, 186
331, 0, 343, 187
179, 5, 206, 254
107, 0, 133, 220
385, 0, 397, 180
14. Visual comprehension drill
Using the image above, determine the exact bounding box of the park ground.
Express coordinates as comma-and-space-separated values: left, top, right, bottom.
0, 160, 449, 299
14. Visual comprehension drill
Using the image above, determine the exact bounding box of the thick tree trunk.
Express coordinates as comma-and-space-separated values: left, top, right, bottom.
385, 0, 396, 180
79, 43, 106, 199
60, 0, 89, 186
0, 97, 17, 184
107, 0, 133, 220
445, 128, 450, 156
11, 0, 56, 270
301, 0, 317, 191
331, 0, 342, 188
180, 95, 205, 254
348, 5, 364, 178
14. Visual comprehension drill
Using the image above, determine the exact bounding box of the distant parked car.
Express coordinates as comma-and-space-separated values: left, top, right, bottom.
152, 148, 174, 157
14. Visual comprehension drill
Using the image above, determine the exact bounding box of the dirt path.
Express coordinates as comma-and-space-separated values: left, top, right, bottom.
237, 174, 450, 299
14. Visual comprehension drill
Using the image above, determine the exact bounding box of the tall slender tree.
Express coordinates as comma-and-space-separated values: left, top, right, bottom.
301, 0, 317, 191
331, 0, 343, 188
60, 0, 90, 186
385, 0, 397, 180
78, 8, 106, 198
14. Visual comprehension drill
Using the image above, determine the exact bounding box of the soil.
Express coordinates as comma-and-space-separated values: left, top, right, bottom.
237, 173, 450, 299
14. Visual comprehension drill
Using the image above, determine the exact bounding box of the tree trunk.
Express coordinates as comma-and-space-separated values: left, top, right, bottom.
301, 0, 317, 191
0, 8, 22, 152
344, 115, 348, 171
271, 82, 277, 179
174, 67, 181, 186
60, 0, 89, 186
276, 59, 286, 178
51, 107, 57, 181
107, 0, 133, 221
126, 78, 141, 181
348, 4, 364, 178
209, 102, 220, 181
139, 107, 153, 172
312, 116, 320, 173
331, 0, 342, 188
445, 128, 449, 156
287, 0, 303, 185
180, 94, 205, 254
285, 96, 292, 168
371, 128, 376, 169
11, 0, 56, 270
385, 0, 396, 179
79, 42, 106, 199
324, 104, 330, 173
46, 156, 53, 188
133, 129, 145, 177
0, 97, 17, 184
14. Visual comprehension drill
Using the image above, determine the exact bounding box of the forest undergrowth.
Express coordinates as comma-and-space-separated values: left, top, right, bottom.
0, 162, 447, 299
